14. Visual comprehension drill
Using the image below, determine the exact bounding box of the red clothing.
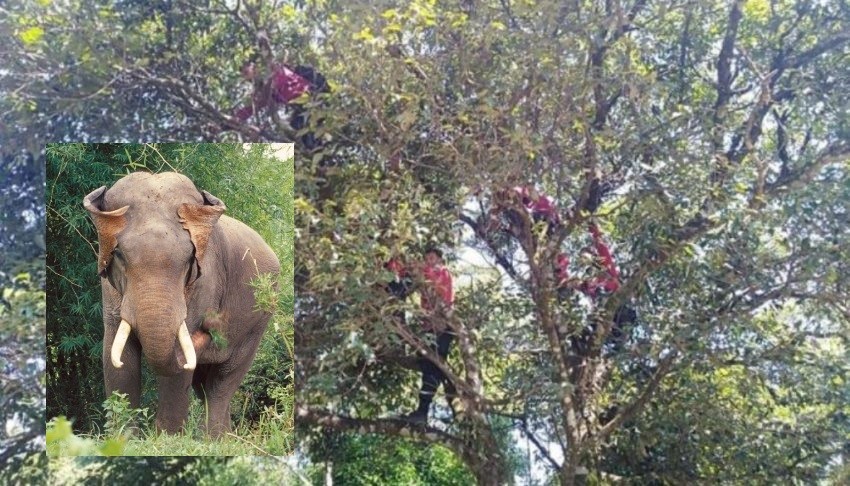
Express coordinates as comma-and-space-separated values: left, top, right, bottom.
270, 65, 312, 103
511, 186, 530, 202
582, 228, 620, 297
421, 263, 454, 311
556, 253, 570, 287
386, 258, 407, 277
235, 65, 312, 121
557, 223, 619, 297
384, 259, 453, 309
510, 186, 560, 223
530, 195, 560, 223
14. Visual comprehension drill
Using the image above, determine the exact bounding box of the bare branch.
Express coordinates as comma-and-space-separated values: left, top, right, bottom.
519, 416, 562, 470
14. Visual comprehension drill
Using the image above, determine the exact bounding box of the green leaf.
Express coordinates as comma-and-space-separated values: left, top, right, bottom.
743, 0, 770, 23
99, 437, 127, 456
353, 27, 375, 42
46, 417, 73, 445
19, 26, 45, 46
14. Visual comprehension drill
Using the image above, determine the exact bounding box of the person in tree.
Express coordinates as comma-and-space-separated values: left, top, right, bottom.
397, 247, 456, 425
235, 61, 330, 150
556, 222, 619, 298
556, 222, 636, 352
487, 184, 634, 349
486, 185, 561, 236
517, 185, 561, 226
385, 256, 413, 300
384, 255, 414, 328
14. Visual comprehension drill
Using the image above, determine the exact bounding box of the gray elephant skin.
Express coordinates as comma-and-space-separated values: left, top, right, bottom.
83, 172, 280, 437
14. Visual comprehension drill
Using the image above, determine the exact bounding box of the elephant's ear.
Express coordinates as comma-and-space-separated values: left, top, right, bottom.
178, 190, 226, 266
83, 186, 130, 277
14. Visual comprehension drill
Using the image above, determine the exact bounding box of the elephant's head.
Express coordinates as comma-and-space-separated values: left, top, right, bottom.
84, 172, 225, 376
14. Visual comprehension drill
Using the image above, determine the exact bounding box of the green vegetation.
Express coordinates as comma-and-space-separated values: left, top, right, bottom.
0, 272, 47, 485
45, 143, 294, 456
0, 153, 46, 484
47, 457, 303, 485
307, 433, 475, 485
1, 0, 849, 483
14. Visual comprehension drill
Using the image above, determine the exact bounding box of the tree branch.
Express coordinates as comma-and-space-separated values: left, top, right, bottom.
518, 416, 562, 471
458, 213, 523, 283
712, 0, 744, 150
592, 350, 678, 445
787, 27, 850, 69
296, 405, 467, 453
765, 142, 850, 194
391, 318, 475, 399
0, 430, 42, 465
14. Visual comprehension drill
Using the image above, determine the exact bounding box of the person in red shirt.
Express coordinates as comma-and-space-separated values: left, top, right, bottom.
399, 247, 457, 425
556, 222, 620, 298
556, 222, 636, 353
487, 185, 561, 237
235, 62, 329, 150
513, 186, 561, 226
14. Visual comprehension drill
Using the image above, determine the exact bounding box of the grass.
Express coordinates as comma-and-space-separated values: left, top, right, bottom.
122, 433, 264, 456
48, 386, 293, 456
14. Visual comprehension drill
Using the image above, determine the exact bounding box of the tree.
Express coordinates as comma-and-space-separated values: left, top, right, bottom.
0, 270, 46, 485
2, 0, 849, 483
290, 1, 850, 483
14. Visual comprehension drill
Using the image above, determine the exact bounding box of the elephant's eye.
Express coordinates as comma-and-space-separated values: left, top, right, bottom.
112, 248, 125, 261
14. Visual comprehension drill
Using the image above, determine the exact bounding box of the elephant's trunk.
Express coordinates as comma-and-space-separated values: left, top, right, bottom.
123, 304, 197, 376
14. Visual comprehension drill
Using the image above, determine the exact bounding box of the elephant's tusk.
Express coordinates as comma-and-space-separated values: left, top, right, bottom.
111, 320, 132, 368
178, 321, 197, 370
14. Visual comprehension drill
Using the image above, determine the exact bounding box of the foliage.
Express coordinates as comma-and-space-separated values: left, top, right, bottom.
0, 269, 46, 485
307, 433, 474, 485
2, 0, 849, 483
290, 1, 850, 483
45, 143, 294, 455
47, 417, 126, 457
102, 392, 151, 438
45, 408, 278, 457
47, 456, 300, 486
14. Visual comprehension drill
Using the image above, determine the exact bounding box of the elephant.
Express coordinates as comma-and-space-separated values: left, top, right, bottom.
83, 171, 280, 437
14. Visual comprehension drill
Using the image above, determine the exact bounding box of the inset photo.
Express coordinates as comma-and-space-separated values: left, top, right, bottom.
46, 143, 293, 456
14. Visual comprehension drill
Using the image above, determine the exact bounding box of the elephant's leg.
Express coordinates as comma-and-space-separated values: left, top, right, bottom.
192, 364, 211, 400
200, 334, 264, 438
103, 321, 142, 408
154, 372, 194, 434
197, 363, 245, 438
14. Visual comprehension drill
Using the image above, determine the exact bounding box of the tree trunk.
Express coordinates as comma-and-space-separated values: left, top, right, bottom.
459, 421, 514, 485
464, 453, 513, 486
324, 461, 333, 486
560, 465, 589, 486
